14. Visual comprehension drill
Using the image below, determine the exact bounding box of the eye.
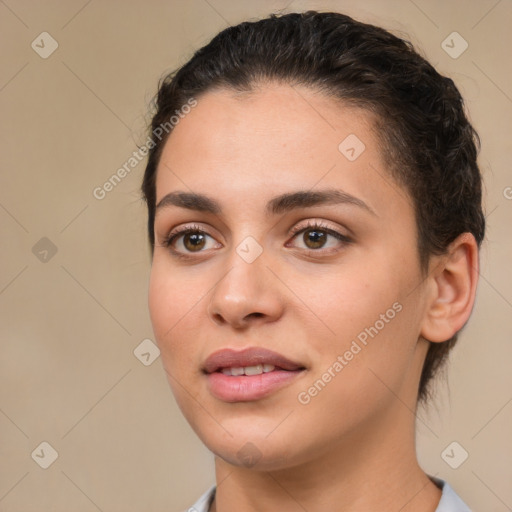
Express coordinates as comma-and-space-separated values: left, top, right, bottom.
159, 220, 351, 259
287, 220, 351, 252
162, 224, 221, 255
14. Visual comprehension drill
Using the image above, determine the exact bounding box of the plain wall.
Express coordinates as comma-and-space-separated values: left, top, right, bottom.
0, 1, 511, 511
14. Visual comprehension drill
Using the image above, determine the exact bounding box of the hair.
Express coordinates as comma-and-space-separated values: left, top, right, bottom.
141, 10, 485, 402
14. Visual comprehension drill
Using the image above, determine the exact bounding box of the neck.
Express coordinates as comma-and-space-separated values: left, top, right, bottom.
210, 403, 441, 512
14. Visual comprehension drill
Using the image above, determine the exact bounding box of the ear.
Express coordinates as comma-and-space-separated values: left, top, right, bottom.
420, 233, 480, 343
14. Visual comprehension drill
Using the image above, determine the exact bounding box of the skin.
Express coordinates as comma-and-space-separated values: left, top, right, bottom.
148, 83, 479, 512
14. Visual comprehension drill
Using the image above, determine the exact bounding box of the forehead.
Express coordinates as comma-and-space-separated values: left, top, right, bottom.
158, 84, 376, 172
154, 83, 410, 221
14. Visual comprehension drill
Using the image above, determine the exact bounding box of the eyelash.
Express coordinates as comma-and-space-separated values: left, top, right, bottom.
161, 220, 351, 259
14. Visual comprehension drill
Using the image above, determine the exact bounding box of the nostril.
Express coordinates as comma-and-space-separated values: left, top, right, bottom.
209, 313, 225, 326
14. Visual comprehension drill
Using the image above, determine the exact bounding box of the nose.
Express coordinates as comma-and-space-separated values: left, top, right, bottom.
207, 248, 285, 329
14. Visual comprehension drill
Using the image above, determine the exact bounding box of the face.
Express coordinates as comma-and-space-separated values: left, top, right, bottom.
148, 83, 431, 471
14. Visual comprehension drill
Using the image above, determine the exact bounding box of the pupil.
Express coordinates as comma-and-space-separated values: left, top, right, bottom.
185, 233, 205, 251
305, 229, 326, 248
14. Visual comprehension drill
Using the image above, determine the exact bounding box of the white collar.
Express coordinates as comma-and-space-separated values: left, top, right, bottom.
188, 477, 472, 512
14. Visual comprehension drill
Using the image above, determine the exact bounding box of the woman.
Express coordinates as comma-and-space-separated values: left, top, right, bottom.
141, 11, 484, 511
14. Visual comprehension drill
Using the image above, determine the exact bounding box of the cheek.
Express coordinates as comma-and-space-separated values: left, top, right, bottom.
290, 260, 400, 345
148, 263, 172, 342
291, 248, 421, 387
148, 257, 202, 331
148, 263, 203, 412
148, 261, 197, 363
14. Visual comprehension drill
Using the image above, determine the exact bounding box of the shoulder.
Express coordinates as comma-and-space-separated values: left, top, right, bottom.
432, 477, 472, 512
185, 480, 472, 512
185, 484, 216, 512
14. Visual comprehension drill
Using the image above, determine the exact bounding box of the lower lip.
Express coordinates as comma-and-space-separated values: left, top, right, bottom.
206, 369, 304, 402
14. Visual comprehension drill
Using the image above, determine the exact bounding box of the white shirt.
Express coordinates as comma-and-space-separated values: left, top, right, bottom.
187, 477, 472, 512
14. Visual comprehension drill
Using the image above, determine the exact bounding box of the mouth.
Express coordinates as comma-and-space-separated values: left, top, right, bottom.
203, 347, 305, 374
217, 363, 279, 376
203, 347, 306, 402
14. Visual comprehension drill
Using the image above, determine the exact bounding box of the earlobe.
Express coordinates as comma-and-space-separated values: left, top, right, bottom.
420, 233, 480, 343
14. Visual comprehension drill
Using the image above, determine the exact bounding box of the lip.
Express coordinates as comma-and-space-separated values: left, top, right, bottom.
203, 347, 304, 374
203, 347, 306, 402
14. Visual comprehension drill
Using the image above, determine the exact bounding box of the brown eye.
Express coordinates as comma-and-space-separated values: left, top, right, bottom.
288, 221, 351, 253
183, 232, 206, 252
164, 226, 221, 256
303, 229, 327, 249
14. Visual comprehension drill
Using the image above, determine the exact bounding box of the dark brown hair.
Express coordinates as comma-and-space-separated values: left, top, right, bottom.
141, 11, 485, 401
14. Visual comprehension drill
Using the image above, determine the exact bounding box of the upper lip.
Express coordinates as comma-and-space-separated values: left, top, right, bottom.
203, 347, 305, 374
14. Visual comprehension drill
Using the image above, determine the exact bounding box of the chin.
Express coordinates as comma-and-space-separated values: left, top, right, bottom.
192, 420, 316, 472
210, 439, 299, 472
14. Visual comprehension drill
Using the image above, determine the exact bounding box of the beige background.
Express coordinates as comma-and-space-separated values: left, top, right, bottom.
0, 0, 511, 511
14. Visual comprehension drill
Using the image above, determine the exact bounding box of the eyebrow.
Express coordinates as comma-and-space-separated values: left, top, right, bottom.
155, 188, 377, 217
